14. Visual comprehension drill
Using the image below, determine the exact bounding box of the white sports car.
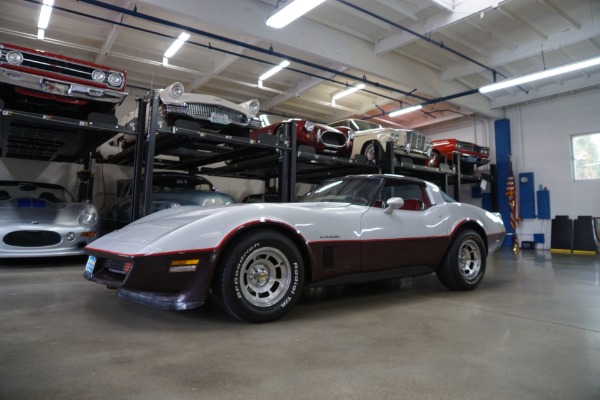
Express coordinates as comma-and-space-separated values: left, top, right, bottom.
83, 174, 505, 323
0, 180, 99, 258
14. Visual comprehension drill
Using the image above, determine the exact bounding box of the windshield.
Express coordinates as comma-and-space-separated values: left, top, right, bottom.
0, 181, 74, 203
301, 178, 381, 205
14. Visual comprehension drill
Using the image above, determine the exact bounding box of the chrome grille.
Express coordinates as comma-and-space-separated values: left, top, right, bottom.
320, 131, 347, 147
103, 259, 128, 275
167, 104, 249, 126
0, 46, 124, 90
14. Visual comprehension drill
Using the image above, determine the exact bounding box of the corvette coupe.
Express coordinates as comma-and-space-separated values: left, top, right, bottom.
84, 174, 505, 323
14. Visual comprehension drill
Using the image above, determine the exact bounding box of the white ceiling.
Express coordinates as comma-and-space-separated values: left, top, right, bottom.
2, 0, 600, 129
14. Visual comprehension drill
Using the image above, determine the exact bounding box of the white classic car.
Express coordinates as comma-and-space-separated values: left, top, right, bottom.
159, 82, 261, 135
83, 174, 505, 323
330, 118, 433, 165
0, 181, 99, 258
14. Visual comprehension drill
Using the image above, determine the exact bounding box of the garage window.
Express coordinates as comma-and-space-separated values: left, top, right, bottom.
571, 132, 600, 181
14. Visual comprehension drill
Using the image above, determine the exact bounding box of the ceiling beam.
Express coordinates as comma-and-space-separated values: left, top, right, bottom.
374, 0, 510, 56
189, 39, 260, 93
136, 0, 502, 119
443, 20, 600, 80
94, 1, 134, 64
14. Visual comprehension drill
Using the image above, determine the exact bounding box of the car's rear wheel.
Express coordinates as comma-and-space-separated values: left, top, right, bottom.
437, 229, 485, 290
213, 230, 304, 322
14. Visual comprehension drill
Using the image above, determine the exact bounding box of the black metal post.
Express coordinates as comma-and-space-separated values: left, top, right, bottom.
131, 97, 146, 222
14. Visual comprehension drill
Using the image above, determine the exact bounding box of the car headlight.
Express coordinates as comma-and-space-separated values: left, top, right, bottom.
6, 51, 23, 65
389, 132, 400, 143
107, 73, 123, 87
78, 209, 98, 227
91, 70, 106, 83
170, 82, 185, 98
426, 145, 433, 157
248, 99, 260, 115
305, 121, 315, 132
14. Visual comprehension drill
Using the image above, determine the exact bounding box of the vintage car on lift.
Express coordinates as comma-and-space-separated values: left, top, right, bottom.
0, 180, 98, 258
84, 174, 505, 323
330, 118, 433, 166
158, 81, 261, 136
250, 118, 352, 157
0, 42, 127, 119
106, 172, 235, 230
428, 139, 490, 175
109, 82, 262, 154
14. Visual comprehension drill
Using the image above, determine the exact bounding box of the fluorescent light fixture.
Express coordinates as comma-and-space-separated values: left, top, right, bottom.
332, 83, 365, 100
259, 60, 290, 82
162, 57, 169, 66
37, 29, 45, 40
480, 55, 600, 93
164, 32, 190, 58
266, 0, 327, 29
389, 104, 422, 118
37, 0, 54, 34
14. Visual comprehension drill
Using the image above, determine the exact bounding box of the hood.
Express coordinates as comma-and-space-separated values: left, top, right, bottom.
0, 198, 92, 223
88, 202, 357, 255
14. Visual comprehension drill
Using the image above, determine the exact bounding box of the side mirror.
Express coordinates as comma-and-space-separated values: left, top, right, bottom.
384, 197, 404, 214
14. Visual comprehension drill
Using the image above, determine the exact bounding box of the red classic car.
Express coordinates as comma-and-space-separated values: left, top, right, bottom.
429, 139, 490, 174
0, 42, 127, 119
251, 118, 352, 157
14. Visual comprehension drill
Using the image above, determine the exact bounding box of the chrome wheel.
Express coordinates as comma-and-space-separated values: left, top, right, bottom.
239, 246, 291, 307
363, 142, 376, 161
458, 238, 482, 283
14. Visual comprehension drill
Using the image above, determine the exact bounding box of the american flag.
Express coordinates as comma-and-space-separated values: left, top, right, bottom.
505, 156, 519, 229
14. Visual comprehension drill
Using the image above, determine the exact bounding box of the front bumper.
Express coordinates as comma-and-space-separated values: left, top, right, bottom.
0, 67, 127, 104
83, 249, 217, 310
0, 223, 97, 258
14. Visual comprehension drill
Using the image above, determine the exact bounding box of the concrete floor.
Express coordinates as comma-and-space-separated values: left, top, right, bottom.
1, 249, 599, 400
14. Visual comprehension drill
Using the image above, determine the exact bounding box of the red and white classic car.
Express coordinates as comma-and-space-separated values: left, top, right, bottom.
0, 42, 127, 119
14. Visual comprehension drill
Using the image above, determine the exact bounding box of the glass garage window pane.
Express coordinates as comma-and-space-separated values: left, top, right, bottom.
572, 132, 600, 181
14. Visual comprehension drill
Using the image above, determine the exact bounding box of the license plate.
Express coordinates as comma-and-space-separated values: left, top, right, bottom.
84, 255, 96, 277
465, 156, 478, 163
41, 80, 69, 96
210, 112, 230, 125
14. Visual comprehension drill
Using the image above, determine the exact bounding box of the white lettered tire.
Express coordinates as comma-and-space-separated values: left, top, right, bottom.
213, 230, 304, 323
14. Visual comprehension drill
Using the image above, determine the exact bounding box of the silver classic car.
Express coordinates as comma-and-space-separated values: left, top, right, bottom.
331, 118, 433, 165
107, 172, 235, 230
84, 174, 505, 323
0, 181, 99, 257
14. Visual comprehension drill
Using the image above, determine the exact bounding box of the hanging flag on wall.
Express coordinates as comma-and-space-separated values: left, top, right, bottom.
505, 155, 519, 230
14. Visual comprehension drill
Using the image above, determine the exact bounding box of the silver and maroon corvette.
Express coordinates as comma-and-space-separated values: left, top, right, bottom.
83, 174, 505, 323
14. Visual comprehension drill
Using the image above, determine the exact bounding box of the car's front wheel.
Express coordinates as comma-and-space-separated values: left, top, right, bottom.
213, 230, 304, 322
437, 229, 486, 290
362, 141, 380, 163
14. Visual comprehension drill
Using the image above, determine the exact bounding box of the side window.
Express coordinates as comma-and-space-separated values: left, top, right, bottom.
376, 181, 430, 211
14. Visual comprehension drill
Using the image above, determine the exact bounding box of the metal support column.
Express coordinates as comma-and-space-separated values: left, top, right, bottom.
279, 121, 296, 202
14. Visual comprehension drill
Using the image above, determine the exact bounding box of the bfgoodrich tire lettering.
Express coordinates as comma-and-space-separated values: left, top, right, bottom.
213, 230, 304, 323
437, 229, 486, 291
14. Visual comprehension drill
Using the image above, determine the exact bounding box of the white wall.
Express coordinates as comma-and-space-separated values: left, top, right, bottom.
504, 89, 600, 248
